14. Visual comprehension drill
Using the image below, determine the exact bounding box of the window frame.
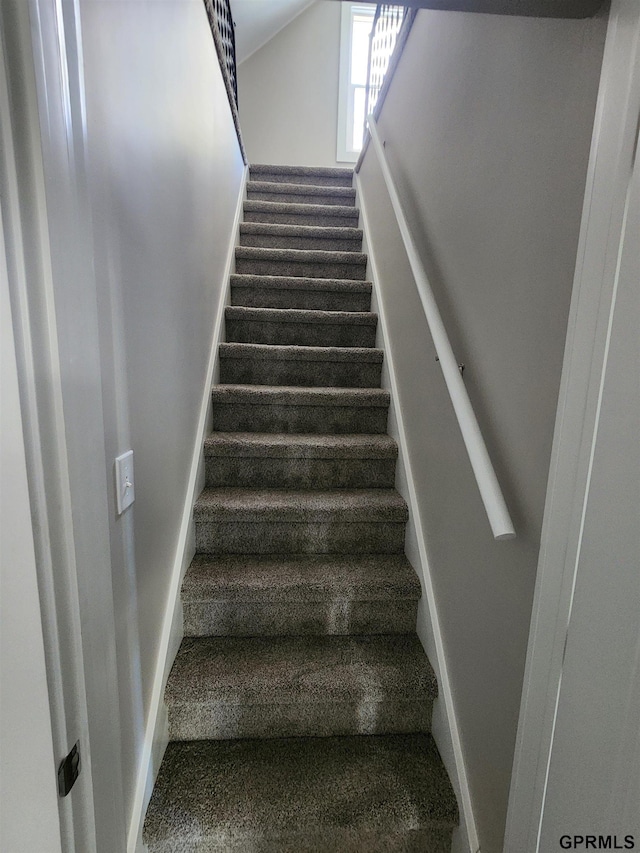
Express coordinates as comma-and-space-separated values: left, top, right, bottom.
336, 2, 374, 164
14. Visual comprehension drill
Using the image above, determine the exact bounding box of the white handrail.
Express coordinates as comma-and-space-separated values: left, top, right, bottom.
366, 115, 516, 540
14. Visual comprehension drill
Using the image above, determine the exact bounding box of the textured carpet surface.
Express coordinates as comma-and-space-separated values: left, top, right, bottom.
230, 273, 371, 311
243, 199, 360, 228
144, 735, 458, 852
204, 431, 397, 458
181, 554, 420, 636
165, 634, 436, 739
250, 164, 355, 187
182, 554, 420, 601
144, 164, 457, 851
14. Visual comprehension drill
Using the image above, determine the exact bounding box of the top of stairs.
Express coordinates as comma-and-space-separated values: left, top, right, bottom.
250, 163, 355, 188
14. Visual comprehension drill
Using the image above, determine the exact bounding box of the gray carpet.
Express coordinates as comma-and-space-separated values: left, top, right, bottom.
143, 164, 458, 852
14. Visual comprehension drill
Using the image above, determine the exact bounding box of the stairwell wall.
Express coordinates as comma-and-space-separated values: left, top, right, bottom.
237, 1, 344, 167
72, 0, 245, 841
357, 9, 607, 853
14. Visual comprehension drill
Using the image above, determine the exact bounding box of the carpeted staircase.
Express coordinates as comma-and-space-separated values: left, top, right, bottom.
143, 164, 458, 852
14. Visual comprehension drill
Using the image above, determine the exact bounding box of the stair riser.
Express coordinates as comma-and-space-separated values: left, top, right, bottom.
226, 318, 377, 348
183, 599, 418, 637
235, 256, 367, 280
194, 521, 406, 554
250, 172, 354, 188
168, 698, 432, 741
231, 283, 371, 312
244, 209, 359, 228
205, 456, 396, 489
219, 356, 382, 388
247, 189, 356, 207
211, 402, 388, 434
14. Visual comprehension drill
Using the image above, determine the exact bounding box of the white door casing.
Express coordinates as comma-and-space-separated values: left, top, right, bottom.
504, 2, 640, 849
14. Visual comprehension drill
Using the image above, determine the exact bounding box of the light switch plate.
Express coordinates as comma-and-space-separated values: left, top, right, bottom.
114, 450, 135, 514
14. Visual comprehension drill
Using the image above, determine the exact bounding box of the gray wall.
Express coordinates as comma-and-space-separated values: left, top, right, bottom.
357, 9, 606, 851
79, 0, 245, 830
6, 0, 246, 841
237, 1, 343, 167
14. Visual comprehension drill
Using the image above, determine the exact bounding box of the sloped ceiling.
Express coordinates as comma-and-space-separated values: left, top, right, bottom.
230, 0, 317, 65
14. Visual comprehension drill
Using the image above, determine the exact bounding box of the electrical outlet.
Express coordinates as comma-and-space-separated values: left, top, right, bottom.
114, 450, 135, 514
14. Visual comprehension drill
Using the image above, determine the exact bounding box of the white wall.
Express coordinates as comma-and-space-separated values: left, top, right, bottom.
237, 1, 343, 167
3, 0, 245, 847
1, 212, 62, 853
538, 130, 639, 851
79, 0, 245, 838
357, 9, 606, 852
506, 4, 640, 845
230, 0, 315, 64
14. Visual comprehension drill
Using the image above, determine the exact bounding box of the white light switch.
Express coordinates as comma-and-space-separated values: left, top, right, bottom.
114, 450, 135, 514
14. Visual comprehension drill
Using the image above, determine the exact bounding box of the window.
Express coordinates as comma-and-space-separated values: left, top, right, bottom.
337, 3, 375, 163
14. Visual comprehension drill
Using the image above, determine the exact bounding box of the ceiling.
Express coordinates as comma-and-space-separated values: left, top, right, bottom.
228, 0, 604, 67
321, 0, 604, 17
229, 0, 317, 65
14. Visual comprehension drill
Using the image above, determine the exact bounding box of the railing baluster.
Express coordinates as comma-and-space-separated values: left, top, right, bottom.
364, 3, 407, 140
203, 0, 238, 108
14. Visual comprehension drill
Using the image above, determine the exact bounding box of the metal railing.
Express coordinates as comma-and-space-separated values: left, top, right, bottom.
203, 0, 238, 108
364, 5, 407, 126
366, 114, 516, 541
202, 0, 247, 162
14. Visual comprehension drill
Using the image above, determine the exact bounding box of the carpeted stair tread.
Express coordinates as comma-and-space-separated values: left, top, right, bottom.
225, 305, 377, 347
244, 199, 358, 214
225, 306, 376, 327
211, 384, 390, 434
243, 198, 359, 225
193, 487, 408, 523
182, 554, 420, 637
240, 222, 363, 252
247, 180, 357, 207
164, 634, 436, 739
250, 164, 355, 187
182, 554, 420, 603
235, 246, 367, 281
143, 734, 458, 852
219, 342, 383, 363
212, 384, 389, 407
166, 633, 436, 707
230, 274, 371, 311
204, 432, 397, 489
194, 492, 407, 554
230, 273, 371, 294
204, 432, 396, 459
241, 223, 362, 238
219, 343, 383, 389
236, 246, 366, 265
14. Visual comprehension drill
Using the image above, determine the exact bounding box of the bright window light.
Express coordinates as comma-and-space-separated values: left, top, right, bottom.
337, 4, 375, 163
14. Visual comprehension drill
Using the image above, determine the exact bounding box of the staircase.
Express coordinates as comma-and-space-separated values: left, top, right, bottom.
143, 164, 458, 852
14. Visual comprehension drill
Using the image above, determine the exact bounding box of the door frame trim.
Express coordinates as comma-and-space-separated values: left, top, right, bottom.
503, 3, 640, 849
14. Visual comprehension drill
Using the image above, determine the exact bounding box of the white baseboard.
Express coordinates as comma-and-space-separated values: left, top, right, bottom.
355, 173, 480, 853
126, 164, 248, 853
